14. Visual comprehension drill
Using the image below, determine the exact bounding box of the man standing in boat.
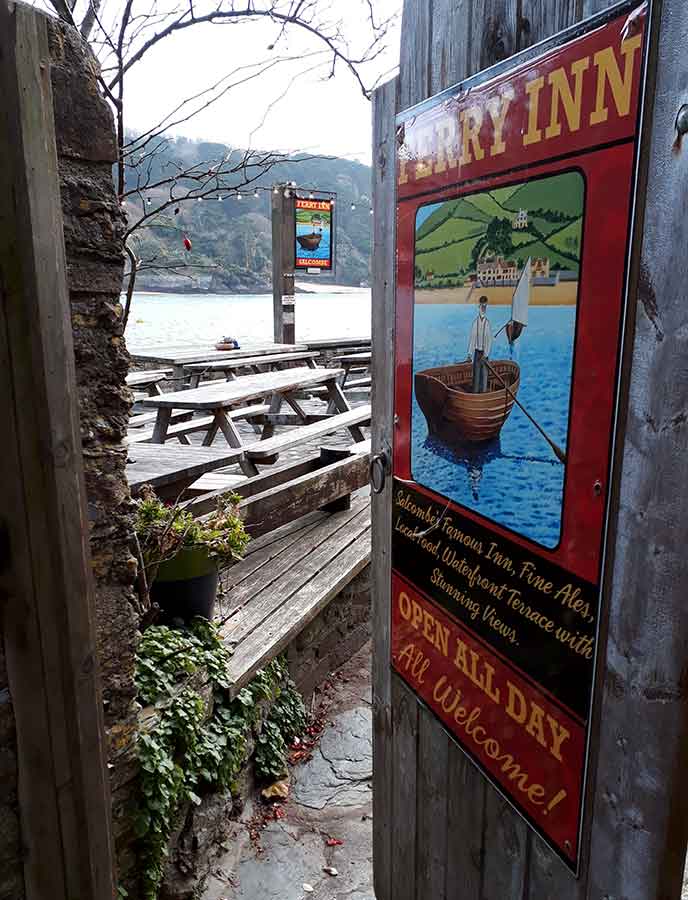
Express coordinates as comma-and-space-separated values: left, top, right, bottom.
467, 295, 493, 393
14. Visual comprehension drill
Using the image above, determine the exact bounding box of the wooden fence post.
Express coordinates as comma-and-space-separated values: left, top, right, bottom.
0, 4, 115, 898
372, 0, 688, 897
272, 184, 296, 343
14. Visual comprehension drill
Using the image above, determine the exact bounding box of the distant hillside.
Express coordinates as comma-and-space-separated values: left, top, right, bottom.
123, 136, 372, 293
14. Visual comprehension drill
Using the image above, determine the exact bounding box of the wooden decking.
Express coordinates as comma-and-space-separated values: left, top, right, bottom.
218, 494, 371, 696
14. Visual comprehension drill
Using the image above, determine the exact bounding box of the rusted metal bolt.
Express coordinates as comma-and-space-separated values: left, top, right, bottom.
675, 104, 688, 136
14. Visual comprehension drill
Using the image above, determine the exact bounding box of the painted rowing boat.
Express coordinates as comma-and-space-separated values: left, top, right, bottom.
415, 359, 520, 443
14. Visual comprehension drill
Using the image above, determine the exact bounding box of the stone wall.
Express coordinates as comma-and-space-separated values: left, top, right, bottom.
51, 17, 141, 891
287, 565, 371, 699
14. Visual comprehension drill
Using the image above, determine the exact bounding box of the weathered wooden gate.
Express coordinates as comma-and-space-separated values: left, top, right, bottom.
371, 0, 688, 897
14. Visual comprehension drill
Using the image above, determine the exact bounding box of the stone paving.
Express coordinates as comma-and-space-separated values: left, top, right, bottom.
201, 645, 375, 900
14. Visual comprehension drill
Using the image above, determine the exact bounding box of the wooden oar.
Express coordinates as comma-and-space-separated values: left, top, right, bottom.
483, 359, 567, 465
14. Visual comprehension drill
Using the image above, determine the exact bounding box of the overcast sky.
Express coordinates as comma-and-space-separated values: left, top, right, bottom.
106, 1, 402, 165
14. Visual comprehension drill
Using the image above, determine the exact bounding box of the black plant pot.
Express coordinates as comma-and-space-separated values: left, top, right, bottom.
150, 547, 219, 623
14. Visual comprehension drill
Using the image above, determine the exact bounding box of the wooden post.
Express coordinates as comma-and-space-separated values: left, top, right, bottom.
0, 4, 115, 898
372, 0, 688, 898
272, 184, 296, 343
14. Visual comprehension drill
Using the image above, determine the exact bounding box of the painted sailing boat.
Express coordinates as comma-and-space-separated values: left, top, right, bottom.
415, 259, 531, 443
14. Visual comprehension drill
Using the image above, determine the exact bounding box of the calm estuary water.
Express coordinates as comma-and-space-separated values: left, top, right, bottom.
411, 305, 576, 549
124, 287, 371, 354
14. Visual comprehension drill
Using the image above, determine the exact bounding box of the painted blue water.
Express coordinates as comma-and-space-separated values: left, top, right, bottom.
295, 222, 331, 263
411, 305, 576, 548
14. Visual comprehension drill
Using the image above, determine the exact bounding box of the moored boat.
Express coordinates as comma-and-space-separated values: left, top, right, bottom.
296, 232, 322, 251
415, 359, 520, 443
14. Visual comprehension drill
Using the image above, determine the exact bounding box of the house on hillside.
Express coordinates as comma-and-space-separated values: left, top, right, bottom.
477, 255, 518, 285
513, 209, 529, 230
531, 257, 551, 278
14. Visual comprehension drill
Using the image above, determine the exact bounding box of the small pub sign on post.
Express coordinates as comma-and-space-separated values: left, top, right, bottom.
391, 3, 649, 871
294, 197, 335, 275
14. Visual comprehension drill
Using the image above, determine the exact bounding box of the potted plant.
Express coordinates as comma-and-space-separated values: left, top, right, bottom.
134, 486, 249, 623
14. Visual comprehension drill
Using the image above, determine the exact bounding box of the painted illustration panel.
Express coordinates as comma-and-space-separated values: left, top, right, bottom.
294, 198, 333, 270
391, 1, 649, 873
412, 170, 584, 548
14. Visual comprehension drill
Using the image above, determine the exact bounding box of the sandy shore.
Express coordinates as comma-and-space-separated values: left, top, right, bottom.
415, 283, 578, 306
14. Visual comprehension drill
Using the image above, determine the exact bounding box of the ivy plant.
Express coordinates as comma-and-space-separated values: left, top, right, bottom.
132, 622, 305, 900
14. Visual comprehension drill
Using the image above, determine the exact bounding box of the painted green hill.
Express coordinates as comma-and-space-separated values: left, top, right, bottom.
416, 197, 490, 242
503, 172, 584, 219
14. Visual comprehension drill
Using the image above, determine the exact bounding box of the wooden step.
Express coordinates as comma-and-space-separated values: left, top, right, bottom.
245, 405, 371, 462
220, 500, 371, 696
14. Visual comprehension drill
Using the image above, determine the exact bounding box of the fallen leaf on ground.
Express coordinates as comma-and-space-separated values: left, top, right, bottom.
261, 779, 290, 802
325, 838, 343, 847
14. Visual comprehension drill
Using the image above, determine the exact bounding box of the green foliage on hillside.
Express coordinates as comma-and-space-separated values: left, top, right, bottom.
124, 136, 371, 292
414, 172, 584, 284
502, 171, 584, 218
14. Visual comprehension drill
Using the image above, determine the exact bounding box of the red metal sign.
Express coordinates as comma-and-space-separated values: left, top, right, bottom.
392, 3, 648, 871
294, 197, 333, 270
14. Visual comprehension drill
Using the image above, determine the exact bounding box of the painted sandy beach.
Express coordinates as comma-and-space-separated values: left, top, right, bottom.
415, 283, 579, 305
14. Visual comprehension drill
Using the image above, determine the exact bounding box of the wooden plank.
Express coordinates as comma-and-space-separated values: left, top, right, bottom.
140, 366, 345, 410
125, 369, 171, 387
469, 0, 518, 73
131, 342, 308, 366
223, 503, 371, 641
445, 752, 486, 897
129, 409, 192, 429
224, 497, 368, 606
416, 708, 449, 899
183, 454, 324, 516
186, 473, 245, 493
430, 0, 472, 91
129, 403, 271, 444
519, 0, 580, 43
303, 337, 371, 351
335, 352, 372, 364
239, 452, 370, 537
399, 0, 432, 109
586, 0, 688, 897
222, 511, 330, 591
126, 443, 246, 492
183, 351, 320, 373
480, 790, 529, 899
390, 675, 418, 900
245, 405, 370, 461
371, 74, 398, 900
225, 531, 370, 695
0, 6, 114, 898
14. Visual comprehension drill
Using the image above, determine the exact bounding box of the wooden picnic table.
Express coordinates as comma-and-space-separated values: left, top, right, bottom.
335, 351, 372, 386
126, 443, 244, 498
183, 351, 320, 388
140, 366, 368, 475
131, 343, 308, 380
125, 369, 171, 396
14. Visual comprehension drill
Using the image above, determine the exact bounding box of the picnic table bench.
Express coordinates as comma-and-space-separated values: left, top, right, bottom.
126, 444, 246, 498
125, 369, 172, 396
335, 351, 372, 388
218, 493, 371, 697
183, 351, 320, 388
138, 367, 370, 475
